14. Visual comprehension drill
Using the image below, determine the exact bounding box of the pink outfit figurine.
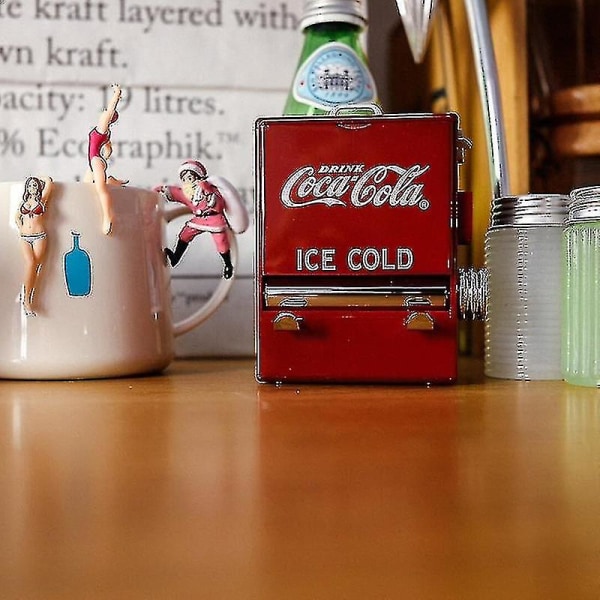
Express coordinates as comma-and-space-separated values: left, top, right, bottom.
155, 160, 249, 279
83, 83, 126, 235
15, 175, 54, 316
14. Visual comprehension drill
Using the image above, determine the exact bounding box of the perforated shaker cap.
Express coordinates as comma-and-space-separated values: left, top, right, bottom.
300, 0, 367, 30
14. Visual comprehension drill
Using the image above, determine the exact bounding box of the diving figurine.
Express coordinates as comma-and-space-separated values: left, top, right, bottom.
83, 83, 127, 235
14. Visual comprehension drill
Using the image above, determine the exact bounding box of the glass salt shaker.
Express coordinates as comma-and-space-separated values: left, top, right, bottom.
485, 194, 569, 380
562, 186, 600, 387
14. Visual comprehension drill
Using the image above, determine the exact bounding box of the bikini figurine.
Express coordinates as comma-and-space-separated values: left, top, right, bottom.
83, 83, 127, 235
155, 160, 249, 279
15, 175, 54, 316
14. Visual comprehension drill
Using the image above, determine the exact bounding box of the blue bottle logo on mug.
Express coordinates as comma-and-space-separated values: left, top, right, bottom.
64, 231, 92, 297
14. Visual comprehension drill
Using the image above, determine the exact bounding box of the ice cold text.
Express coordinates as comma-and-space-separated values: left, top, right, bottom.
296, 247, 415, 273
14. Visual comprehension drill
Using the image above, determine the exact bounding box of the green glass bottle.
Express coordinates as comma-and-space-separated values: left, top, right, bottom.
284, 0, 378, 115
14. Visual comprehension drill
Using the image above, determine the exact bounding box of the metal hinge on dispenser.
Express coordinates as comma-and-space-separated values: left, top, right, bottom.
456, 130, 473, 165
458, 267, 488, 321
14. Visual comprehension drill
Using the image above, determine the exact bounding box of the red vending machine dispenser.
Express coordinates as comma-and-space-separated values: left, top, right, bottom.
255, 110, 474, 384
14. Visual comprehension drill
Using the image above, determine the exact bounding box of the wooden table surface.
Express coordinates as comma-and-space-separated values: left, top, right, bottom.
1, 358, 599, 599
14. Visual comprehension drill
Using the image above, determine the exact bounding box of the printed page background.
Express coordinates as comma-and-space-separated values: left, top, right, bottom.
0, 0, 304, 356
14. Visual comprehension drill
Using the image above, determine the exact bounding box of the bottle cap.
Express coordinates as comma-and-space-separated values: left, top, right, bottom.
489, 194, 569, 229
567, 186, 600, 224
300, 0, 367, 30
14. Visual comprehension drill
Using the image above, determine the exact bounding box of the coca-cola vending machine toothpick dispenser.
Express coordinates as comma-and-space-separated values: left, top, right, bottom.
254, 109, 477, 384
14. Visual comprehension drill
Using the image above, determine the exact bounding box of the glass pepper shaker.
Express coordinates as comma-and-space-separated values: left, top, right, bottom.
485, 194, 569, 380
562, 186, 600, 387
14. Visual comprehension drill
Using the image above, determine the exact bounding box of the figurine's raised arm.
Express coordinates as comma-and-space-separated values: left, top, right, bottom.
40, 176, 53, 203
96, 84, 122, 134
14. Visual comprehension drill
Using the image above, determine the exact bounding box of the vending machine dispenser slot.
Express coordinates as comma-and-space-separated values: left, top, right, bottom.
264, 284, 449, 309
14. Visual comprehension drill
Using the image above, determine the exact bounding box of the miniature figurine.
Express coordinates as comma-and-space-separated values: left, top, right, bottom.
154, 160, 249, 279
15, 175, 54, 316
83, 83, 127, 235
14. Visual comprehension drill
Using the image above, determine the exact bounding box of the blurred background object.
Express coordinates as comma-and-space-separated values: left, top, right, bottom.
528, 0, 600, 194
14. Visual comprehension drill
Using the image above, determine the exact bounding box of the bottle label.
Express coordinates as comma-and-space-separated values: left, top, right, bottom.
292, 42, 377, 110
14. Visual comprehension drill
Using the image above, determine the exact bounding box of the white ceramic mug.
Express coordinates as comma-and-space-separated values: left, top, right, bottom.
0, 181, 234, 380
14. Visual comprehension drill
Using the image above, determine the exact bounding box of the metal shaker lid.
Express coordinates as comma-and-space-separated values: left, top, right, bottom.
567, 186, 600, 224
300, 0, 367, 30
489, 194, 569, 229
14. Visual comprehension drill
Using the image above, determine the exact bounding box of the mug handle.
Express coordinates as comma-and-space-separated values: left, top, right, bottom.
163, 205, 238, 337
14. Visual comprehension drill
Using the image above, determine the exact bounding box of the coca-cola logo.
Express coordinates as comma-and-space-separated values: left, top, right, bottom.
280, 163, 431, 210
